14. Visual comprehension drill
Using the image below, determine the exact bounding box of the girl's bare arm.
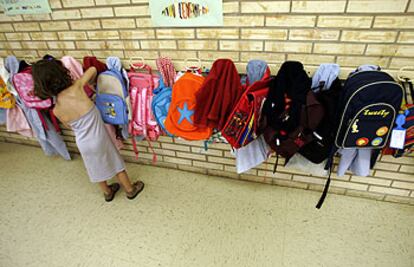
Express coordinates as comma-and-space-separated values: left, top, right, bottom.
80, 67, 98, 87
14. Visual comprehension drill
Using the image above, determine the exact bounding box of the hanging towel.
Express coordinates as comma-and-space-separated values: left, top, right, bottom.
5, 56, 33, 137
6, 104, 33, 137
337, 148, 371, 177
0, 108, 5, 125
285, 153, 328, 176
234, 135, 270, 174
194, 59, 243, 131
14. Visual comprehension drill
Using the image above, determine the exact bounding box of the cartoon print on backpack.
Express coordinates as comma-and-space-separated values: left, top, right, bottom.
343, 104, 395, 148
95, 57, 129, 126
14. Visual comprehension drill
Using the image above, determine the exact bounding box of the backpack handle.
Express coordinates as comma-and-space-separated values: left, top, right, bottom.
397, 66, 414, 83
130, 57, 152, 74
129, 57, 145, 68
184, 58, 201, 73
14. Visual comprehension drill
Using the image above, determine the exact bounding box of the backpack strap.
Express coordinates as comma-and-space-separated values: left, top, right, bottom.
272, 154, 279, 174
316, 146, 337, 209
146, 139, 157, 164
370, 149, 381, 169
402, 79, 414, 105
156, 57, 176, 88
49, 106, 61, 133
36, 109, 49, 131
132, 137, 140, 160
316, 170, 332, 209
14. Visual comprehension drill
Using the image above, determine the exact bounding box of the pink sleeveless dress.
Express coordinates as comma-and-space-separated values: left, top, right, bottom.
69, 106, 125, 183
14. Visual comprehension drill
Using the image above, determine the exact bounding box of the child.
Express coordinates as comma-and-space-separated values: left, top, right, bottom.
32, 59, 144, 202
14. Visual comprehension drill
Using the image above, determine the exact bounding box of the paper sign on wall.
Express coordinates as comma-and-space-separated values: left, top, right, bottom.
1, 0, 52, 15
149, 0, 223, 27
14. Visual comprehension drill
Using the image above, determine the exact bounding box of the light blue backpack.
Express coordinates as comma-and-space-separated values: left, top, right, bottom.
96, 57, 129, 125
151, 77, 173, 137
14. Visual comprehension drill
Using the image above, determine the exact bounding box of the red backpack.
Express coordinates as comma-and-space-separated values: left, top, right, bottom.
222, 62, 271, 148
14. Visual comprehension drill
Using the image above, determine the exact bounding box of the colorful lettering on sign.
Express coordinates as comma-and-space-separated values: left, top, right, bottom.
363, 109, 390, 118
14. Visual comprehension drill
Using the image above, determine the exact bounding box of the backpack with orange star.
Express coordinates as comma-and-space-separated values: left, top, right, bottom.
164, 72, 212, 140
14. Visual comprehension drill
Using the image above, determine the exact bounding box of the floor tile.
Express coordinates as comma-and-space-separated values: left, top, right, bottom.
1, 143, 413, 267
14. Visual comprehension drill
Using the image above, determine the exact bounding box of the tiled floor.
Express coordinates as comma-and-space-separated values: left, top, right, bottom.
1, 143, 413, 267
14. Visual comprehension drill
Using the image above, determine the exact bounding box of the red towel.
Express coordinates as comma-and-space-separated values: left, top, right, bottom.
83, 56, 107, 74
194, 59, 244, 131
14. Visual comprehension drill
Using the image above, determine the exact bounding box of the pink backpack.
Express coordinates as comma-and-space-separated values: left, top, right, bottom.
128, 62, 161, 161
12, 67, 60, 132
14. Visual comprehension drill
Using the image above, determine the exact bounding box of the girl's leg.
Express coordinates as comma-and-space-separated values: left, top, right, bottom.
99, 181, 121, 202
115, 170, 133, 193
98, 181, 111, 195
115, 170, 145, 199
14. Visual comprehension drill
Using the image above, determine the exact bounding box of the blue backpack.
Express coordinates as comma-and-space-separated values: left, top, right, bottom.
152, 77, 173, 136
96, 57, 129, 125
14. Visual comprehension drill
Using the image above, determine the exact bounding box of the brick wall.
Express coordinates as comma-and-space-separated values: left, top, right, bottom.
1, 0, 414, 205
0, 0, 414, 74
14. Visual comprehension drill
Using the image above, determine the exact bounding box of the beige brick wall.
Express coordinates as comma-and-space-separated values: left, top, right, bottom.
0, 0, 413, 76
1, 0, 414, 205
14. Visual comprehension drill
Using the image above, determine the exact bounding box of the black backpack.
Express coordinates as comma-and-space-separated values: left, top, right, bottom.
261, 61, 324, 169
298, 78, 342, 164
316, 69, 404, 209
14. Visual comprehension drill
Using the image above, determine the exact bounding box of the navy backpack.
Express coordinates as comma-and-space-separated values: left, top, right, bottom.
317, 68, 404, 209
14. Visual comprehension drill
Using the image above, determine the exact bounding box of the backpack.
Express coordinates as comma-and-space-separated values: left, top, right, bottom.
128, 62, 161, 161
95, 57, 129, 125
164, 72, 212, 140
222, 79, 271, 149
12, 66, 60, 133
389, 78, 414, 157
152, 77, 173, 137
334, 70, 403, 150
262, 61, 324, 167
221, 60, 270, 148
298, 64, 343, 164
316, 67, 404, 209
